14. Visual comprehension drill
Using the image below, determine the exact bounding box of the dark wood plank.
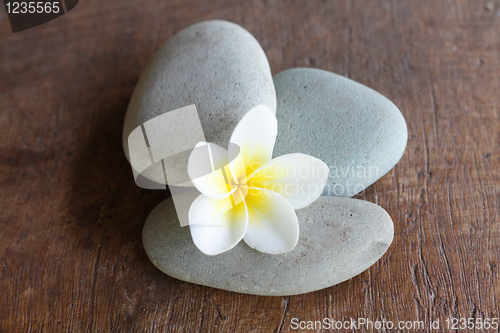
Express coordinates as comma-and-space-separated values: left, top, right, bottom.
1, 0, 499, 332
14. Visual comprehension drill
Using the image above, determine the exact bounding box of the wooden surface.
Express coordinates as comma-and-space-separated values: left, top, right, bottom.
1, 0, 499, 332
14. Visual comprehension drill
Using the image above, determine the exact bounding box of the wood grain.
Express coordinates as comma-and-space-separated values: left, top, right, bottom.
1, 0, 499, 332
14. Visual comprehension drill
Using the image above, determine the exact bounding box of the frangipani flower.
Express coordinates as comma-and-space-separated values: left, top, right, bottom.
187, 105, 329, 255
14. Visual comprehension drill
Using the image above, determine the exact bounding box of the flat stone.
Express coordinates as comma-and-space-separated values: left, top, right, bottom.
273, 68, 407, 197
122, 20, 276, 161
143, 196, 394, 296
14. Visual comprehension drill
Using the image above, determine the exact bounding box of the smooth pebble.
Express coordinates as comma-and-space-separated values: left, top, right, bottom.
273, 68, 407, 197
143, 196, 394, 296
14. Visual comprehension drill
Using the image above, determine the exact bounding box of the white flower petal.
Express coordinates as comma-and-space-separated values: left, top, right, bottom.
243, 188, 299, 254
248, 153, 329, 209
227, 142, 248, 185
189, 194, 248, 255
187, 142, 234, 199
229, 105, 277, 176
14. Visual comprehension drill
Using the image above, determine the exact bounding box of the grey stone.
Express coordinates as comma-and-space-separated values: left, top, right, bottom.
122, 20, 276, 161
143, 196, 394, 296
272, 68, 407, 197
